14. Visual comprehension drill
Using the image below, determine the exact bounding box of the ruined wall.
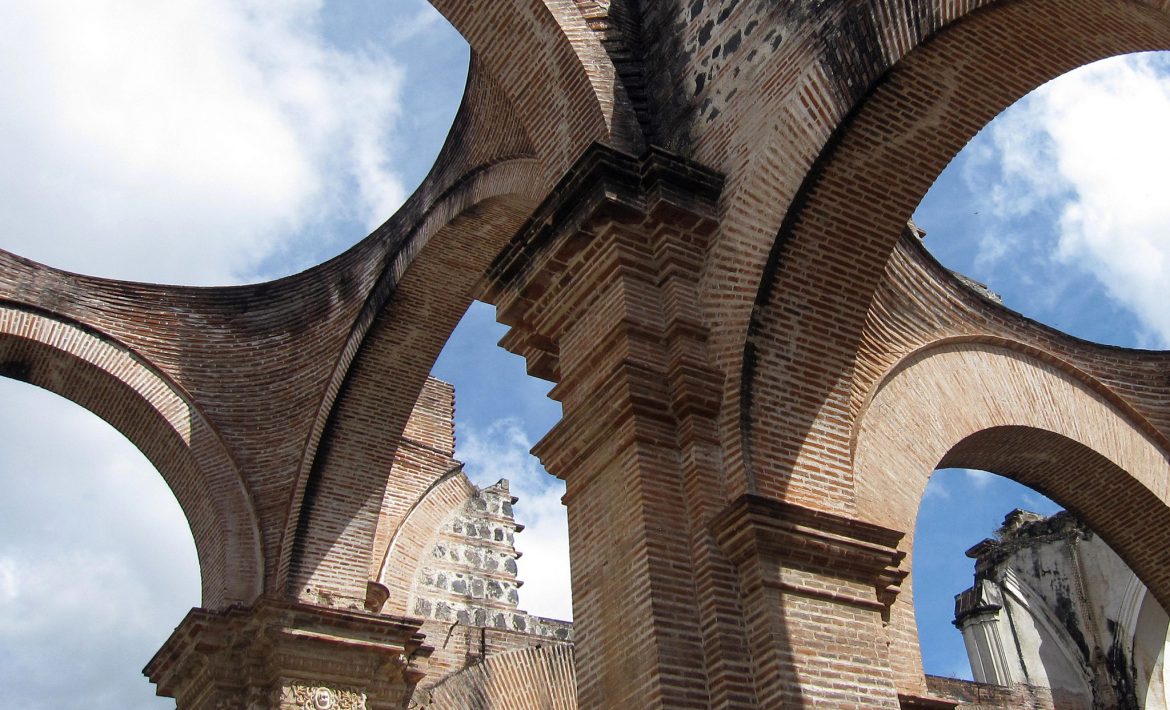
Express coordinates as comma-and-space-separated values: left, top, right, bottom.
925, 675, 1055, 710
414, 644, 576, 709
954, 510, 1170, 709
6, 1, 1170, 706
373, 376, 574, 696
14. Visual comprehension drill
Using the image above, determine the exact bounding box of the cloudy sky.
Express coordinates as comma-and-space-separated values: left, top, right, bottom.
0, 2, 1168, 704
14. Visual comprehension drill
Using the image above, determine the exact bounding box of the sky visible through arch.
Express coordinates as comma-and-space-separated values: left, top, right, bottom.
0, 3, 1168, 705
913, 50, 1170, 679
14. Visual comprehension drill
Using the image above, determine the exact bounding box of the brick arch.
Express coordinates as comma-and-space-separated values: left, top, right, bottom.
417, 644, 576, 709
375, 469, 473, 617
283, 159, 547, 605
0, 305, 262, 609
428, 0, 639, 172
853, 340, 1170, 693
737, 0, 1170, 506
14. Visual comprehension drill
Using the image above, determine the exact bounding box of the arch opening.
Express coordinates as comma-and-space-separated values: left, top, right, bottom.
914, 51, 1170, 350
853, 339, 1170, 700
744, 0, 1170, 510
429, 300, 569, 624
914, 468, 1063, 682
0, 307, 264, 608
0, 378, 200, 709
367, 299, 574, 696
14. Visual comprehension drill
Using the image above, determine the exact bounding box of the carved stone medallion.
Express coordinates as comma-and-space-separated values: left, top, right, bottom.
280, 684, 367, 710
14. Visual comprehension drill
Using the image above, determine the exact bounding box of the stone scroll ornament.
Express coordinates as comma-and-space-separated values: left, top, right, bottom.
279, 684, 368, 710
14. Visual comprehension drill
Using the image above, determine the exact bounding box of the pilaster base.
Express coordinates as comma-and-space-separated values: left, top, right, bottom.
713, 495, 909, 707
145, 598, 431, 709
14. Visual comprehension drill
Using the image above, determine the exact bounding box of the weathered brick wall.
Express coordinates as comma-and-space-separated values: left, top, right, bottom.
370, 376, 463, 591
4, 1, 1170, 706
852, 235, 1170, 693
417, 619, 574, 695
369, 376, 574, 695
741, 2, 1170, 514
925, 675, 1064, 710
0, 304, 260, 607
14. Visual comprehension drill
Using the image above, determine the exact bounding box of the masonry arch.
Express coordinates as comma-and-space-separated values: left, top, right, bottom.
740, 0, 1170, 506
853, 339, 1170, 694
427, 0, 639, 170
282, 157, 548, 603
0, 305, 262, 608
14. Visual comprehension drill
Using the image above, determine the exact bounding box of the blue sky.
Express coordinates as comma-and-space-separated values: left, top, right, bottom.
0, 3, 1168, 705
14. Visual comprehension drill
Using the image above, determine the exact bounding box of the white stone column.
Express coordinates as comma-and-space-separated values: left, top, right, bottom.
955, 579, 1020, 685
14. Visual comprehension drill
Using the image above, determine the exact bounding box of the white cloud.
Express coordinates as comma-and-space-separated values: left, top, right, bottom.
388, 6, 444, 46
1040, 55, 1170, 346
0, 2, 468, 706
0, 557, 18, 603
0, 3, 466, 705
0, 379, 199, 708
964, 468, 995, 490
456, 418, 574, 622
0, 0, 411, 285
974, 53, 1170, 346
922, 475, 951, 502
964, 99, 1060, 223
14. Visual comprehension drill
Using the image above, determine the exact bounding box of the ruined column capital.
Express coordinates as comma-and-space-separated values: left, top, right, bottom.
145, 598, 431, 709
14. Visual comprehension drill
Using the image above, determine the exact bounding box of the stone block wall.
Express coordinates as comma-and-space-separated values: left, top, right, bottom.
375, 376, 574, 698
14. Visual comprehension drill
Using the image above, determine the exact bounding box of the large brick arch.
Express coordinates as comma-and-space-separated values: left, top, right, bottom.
853, 340, 1170, 691
0, 305, 262, 608
736, 1, 1170, 504
283, 159, 546, 604
427, 0, 640, 169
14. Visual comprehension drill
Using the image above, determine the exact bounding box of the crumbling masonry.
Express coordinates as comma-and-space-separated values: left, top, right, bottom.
4, 1, 1170, 707
954, 509, 1170, 709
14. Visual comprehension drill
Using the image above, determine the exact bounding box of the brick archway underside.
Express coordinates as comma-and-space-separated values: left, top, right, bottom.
854, 339, 1170, 692
0, 305, 262, 608
740, 0, 1170, 509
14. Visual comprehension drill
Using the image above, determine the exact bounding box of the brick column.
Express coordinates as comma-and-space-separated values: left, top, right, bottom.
712, 495, 910, 708
485, 145, 754, 707
145, 599, 431, 709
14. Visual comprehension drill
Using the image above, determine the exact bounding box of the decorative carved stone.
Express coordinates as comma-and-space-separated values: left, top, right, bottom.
279, 683, 367, 709
145, 598, 430, 710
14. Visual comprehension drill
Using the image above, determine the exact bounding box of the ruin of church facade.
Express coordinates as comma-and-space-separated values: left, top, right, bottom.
954, 509, 1170, 709
373, 377, 576, 708
4, 1, 1170, 707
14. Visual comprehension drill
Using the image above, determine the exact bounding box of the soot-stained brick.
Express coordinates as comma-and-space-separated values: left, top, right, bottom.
815, 3, 888, 107
724, 29, 742, 54
0, 360, 31, 382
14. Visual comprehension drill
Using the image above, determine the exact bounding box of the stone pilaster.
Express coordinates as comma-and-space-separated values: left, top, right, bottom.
145, 599, 431, 709
953, 579, 1019, 686
484, 144, 754, 707
712, 495, 909, 708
